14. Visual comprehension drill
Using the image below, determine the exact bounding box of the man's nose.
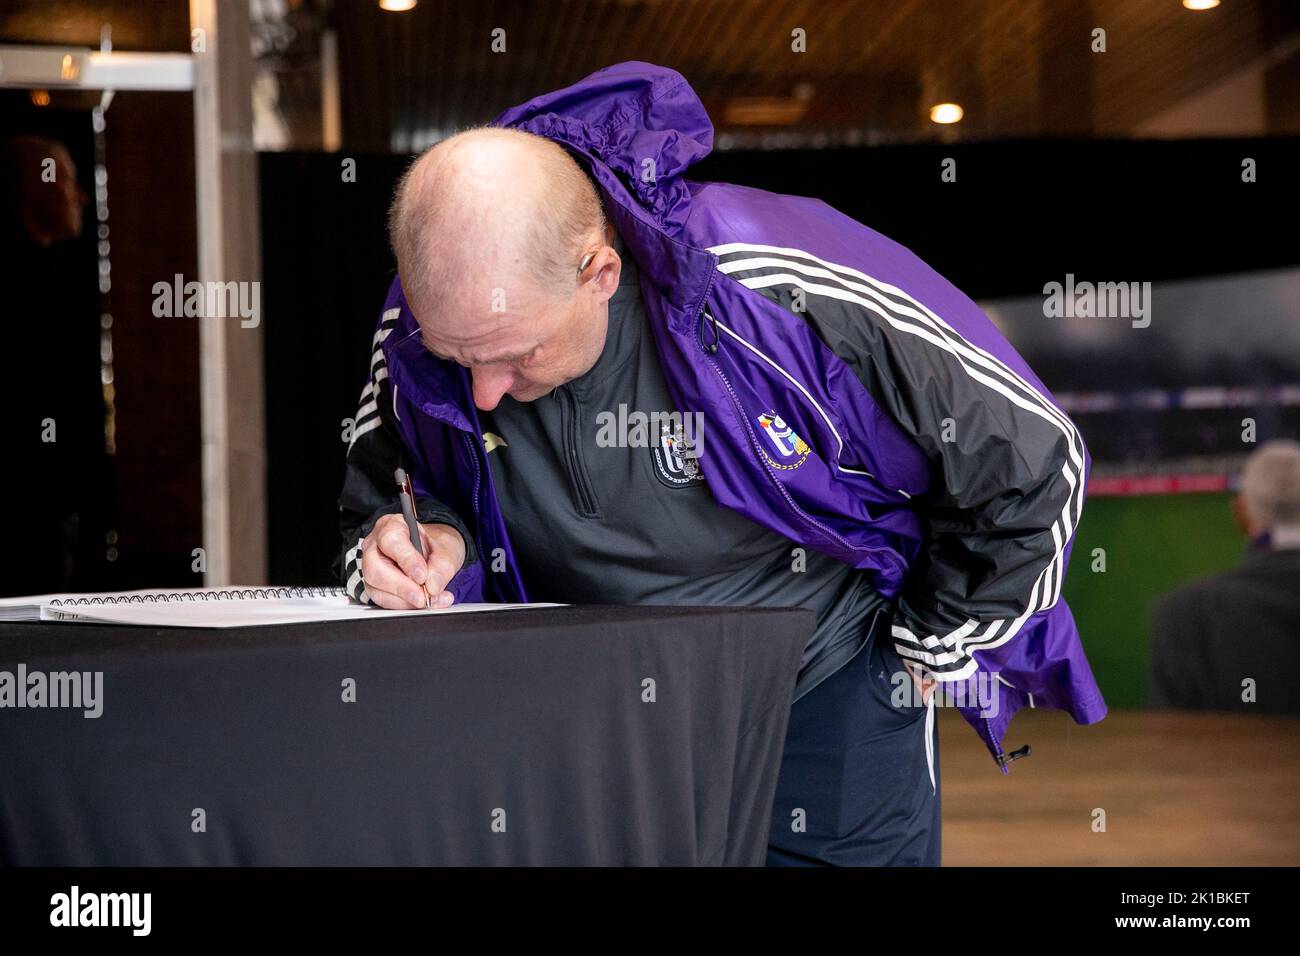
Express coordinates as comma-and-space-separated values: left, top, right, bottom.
471, 366, 514, 411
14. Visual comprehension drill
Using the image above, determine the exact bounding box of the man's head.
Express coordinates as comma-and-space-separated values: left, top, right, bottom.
2, 135, 87, 247
1235, 439, 1300, 544
389, 126, 621, 410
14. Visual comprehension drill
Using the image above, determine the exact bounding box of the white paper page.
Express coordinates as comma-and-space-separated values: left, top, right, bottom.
37, 598, 558, 628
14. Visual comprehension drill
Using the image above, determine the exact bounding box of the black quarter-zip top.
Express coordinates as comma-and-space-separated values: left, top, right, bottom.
476, 233, 886, 702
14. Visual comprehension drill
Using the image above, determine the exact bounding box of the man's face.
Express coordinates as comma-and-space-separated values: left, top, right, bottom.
415, 278, 608, 411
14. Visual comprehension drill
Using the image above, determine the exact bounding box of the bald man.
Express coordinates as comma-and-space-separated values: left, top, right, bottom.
335, 63, 1105, 866
1150, 440, 1300, 713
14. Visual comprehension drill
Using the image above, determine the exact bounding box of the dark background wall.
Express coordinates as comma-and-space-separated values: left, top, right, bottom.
101, 92, 201, 588
1, 90, 200, 595
0, 1, 200, 595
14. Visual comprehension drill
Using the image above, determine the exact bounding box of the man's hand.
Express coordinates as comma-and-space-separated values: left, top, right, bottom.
902, 659, 938, 706
361, 514, 467, 609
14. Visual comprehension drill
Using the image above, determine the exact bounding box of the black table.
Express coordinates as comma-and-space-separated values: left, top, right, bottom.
0, 605, 810, 866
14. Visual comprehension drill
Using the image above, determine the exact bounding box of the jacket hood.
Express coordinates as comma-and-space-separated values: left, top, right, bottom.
491, 61, 713, 235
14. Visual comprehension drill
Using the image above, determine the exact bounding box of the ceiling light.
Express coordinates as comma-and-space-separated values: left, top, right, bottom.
929, 102, 964, 125
1182, 0, 1220, 10
379, 0, 417, 11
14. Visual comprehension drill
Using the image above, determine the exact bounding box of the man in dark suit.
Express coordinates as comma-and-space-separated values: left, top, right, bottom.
1150, 440, 1300, 713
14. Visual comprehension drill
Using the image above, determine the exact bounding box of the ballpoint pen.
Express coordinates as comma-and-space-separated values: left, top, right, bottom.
394, 467, 430, 608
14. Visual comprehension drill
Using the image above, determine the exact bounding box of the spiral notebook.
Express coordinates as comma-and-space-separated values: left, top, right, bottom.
0, 586, 554, 628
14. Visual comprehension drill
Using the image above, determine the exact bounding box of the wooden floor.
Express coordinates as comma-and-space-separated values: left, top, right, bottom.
938, 708, 1300, 866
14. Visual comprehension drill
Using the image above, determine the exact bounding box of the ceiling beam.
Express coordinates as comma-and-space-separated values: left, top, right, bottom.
0, 46, 194, 91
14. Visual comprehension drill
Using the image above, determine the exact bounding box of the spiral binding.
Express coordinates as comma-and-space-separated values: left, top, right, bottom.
49, 586, 348, 607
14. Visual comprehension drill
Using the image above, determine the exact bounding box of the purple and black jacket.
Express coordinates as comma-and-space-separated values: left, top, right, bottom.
338, 62, 1108, 771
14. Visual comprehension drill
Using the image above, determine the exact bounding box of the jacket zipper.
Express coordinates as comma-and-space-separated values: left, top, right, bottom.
984, 716, 1009, 773
985, 684, 1033, 772
988, 720, 1032, 773
699, 309, 865, 559
553, 385, 601, 518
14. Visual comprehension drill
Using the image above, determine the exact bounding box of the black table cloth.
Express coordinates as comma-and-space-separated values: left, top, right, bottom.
0, 604, 811, 866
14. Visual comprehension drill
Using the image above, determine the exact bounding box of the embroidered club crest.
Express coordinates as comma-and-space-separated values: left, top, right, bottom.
651, 417, 705, 487
756, 411, 810, 469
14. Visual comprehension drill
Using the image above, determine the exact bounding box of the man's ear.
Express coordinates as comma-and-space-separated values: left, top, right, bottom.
1232, 493, 1254, 537
590, 245, 622, 302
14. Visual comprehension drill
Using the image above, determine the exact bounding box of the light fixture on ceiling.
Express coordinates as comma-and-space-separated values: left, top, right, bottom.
379, 0, 417, 11
1182, 0, 1220, 10
929, 102, 964, 125
723, 82, 815, 127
